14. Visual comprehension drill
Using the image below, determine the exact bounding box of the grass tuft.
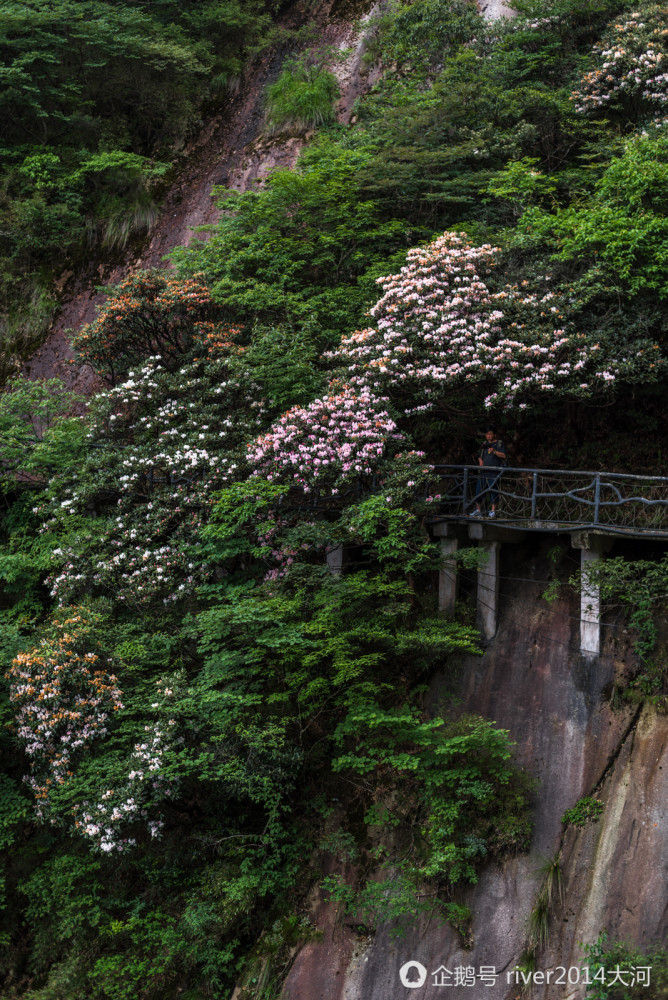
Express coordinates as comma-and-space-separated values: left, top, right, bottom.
535, 851, 564, 907
265, 52, 340, 135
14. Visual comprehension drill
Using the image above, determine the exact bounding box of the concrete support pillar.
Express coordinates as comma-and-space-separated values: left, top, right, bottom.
326, 544, 344, 577
439, 537, 458, 615
466, 521, 523, 643
580, 547, 600, 657
477, 540, 500, 641
571, 531, 613, 659
432, 523, 458, 616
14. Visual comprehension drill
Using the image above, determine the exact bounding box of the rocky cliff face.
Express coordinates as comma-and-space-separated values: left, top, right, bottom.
24, 0, 383, 394
283, 538, 668, 999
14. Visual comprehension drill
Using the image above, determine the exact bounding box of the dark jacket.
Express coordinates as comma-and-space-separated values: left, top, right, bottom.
479, 439, 506, 468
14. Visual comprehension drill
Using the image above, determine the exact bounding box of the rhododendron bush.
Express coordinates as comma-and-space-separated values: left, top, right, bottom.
332, 232, 656, 410
573, 5, 668, 118
248, 232, 661, 490
72, 271, 225, 383
6, 608, 123, 824
25, 233, 668, 607
6, 607, 189, 852
40, 347, 266, 606
248, 383, 406, 492
5, 0, 668, 992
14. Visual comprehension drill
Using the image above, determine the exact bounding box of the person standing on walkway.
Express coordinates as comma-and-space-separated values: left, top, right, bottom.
471, 428, 506, 518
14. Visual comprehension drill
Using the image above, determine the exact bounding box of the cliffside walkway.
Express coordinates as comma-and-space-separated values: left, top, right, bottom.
423, 465, 668, 659
427, 465, 668, 538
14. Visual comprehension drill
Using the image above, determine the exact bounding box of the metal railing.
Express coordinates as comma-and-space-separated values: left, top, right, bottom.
428, 465, 668, 535
11, 455, 668, 537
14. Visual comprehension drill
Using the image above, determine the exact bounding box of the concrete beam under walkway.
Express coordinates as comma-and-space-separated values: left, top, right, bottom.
477, 539, 500, 641
326, 544, 344, 576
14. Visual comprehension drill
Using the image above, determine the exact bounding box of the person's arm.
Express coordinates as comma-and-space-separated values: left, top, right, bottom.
493, 442, 506, 461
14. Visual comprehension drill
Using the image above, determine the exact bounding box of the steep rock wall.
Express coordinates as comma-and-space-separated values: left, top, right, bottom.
283, 538, 667, 1000
24, 0, 382, 393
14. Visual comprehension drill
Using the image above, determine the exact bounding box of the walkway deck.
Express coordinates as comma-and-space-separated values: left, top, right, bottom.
427, 465, 668, 540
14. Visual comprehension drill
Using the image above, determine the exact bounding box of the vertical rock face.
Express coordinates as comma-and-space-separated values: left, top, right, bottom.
284, 539, 668, 999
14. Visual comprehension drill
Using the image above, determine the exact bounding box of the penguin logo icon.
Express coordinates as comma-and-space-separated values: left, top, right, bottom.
399, 961, 427, 989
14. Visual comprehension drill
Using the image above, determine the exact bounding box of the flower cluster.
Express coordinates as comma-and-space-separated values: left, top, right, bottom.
248, 382, 405, 491
248, 231, 659, 490
73, 702, 180, 853
44, 352, 265, 606
572, 6, 668, 116
330, 234, 503, 408
6, 609, 123, 822
72, 270, 230, 383
329, 232, 642, 409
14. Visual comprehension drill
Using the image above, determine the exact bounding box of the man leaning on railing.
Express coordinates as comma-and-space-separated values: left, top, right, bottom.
469, 427, 506, 519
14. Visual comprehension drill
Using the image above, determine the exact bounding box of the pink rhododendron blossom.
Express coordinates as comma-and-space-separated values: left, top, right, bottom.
249, 231, 657, 490
248, 383, 405, 490
327, 231, 640, 409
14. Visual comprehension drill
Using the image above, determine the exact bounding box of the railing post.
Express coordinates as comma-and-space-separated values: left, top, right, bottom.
594, 474, 601, 526
531, 471, 538, 519
462, 468, 469, 515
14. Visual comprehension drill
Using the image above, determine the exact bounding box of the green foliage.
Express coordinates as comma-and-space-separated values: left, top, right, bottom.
0, 351, 534, 993
582, 933, 668, 999
12, 0, 668, 990
0, 773, 28, 854
526, 852, 563, 951
163, 0, 668, 469
72, 152, 169, 251
333, 711, 533, 885
71, 270, 223, 382
341, 0, 608, 227
562, 795, 604, 828
376, 0, 485, 72
527, 892, 551, 950
0, 278, 56, 383
0, 377, 85, 486
171, 140, 413, 346
535, 851, 564, 906
321, 869, 469, 938
573, 554, 668, 704
486, 157, 557, 220
265, 50, 340, 134
0, 379, 87, 598
0, 0, 278, 369
242, 325, 326, 411
525, 131, 668, 296
345, 494, 434, 571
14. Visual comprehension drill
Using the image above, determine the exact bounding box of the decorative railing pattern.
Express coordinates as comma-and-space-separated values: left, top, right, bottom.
13, 452, 668, 536
428, 465, 668, 534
